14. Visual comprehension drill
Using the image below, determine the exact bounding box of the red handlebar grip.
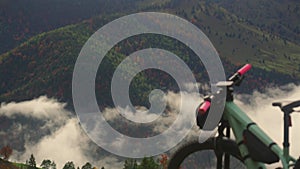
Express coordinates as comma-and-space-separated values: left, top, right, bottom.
237, 64, 252, 76
198, 101, 211, 114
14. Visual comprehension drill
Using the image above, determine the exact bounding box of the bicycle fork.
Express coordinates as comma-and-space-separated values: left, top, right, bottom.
215, 124, 231, 169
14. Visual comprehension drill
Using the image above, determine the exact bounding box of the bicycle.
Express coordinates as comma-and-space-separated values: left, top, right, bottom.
168, 64, 300, 169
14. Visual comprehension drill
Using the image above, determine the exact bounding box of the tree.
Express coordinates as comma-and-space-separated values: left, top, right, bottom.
123, 159, 138, 169
63, 161, 75, 169
159, 154, 168, 169
81, 162, 92, 169
41, 159, 56, 169
28, 154, 36, 167
50, 161, 57, 169
138, 157, 160, 169
0, 145, 13, 160
41, 159, 51, 169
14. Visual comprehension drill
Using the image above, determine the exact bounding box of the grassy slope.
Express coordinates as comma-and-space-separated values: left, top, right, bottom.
163, 0, 300, 77
216, 0, 300, 45
0, 159, 40, 169
13, 162, 41, 169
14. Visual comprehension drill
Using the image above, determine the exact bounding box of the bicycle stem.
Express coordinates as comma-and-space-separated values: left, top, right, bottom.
283, 111, 291, 162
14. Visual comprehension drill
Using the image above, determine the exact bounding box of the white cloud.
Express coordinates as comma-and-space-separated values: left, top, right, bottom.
16, 118, 90, 168
153, 91, 200, 133
117, 106, 160, 123
1, 84, 300, 169
0, 96, 69, 119
235, 84, 300, 157
0, 96, 99, 168
183, 82, 210, 93
101, 91, 201, 134
235, 84, 300, 168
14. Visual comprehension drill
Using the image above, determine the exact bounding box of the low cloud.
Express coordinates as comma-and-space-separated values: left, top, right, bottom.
17, 119, 90, 168
0, 96, 69, 120
1, 84, 300, 169
236, 84, 300, 157
153, 91, 200, 133
0, 96, 91, 168
234, 84, 300, 169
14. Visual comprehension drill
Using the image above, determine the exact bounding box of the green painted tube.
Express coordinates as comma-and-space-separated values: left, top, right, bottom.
224, 102, 295, 169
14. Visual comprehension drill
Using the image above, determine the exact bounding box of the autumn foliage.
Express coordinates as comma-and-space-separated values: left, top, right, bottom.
159, 154, 168, 169
0, 145, 13, 160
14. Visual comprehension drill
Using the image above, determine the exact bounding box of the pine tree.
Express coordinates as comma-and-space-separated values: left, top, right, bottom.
138, 157, 159, 169
40, 159, 56, 169
63, 161, 75, 169
50, 161, 57, 169
41, 159, 51, 169
82, 162, 92, 169
28, 154, 36, 167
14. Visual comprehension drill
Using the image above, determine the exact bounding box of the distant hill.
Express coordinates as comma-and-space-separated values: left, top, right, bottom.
0, 0, 299, 106
0, 0, 148, 54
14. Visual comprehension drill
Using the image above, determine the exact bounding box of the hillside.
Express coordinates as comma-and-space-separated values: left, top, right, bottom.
0, 1, 299, 106
216, 0, 300, 45
0, 158, 40, 169
0, 0, 148, 54
164, 0, 300, 76
0, 159, 18, 169
0, 1, 300, 168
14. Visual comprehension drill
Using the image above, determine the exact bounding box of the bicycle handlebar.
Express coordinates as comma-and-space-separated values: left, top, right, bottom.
197, 64, 252, 122
237, 64, 252, 76
272, 100, 300, 113
228, 64, 252, 85
198, 101, 211, 114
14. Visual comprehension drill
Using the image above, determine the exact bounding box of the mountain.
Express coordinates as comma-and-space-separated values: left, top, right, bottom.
0, 1, 300, 168
0, 0, 151, 54
165, 0, 300, 76
0, 0, 299, 106
216, 0, 300, 45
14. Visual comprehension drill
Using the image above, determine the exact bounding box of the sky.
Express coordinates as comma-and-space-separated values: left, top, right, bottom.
0, 84, 300, 169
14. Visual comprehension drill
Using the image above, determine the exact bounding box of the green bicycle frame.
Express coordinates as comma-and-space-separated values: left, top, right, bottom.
223, 101, 297, 169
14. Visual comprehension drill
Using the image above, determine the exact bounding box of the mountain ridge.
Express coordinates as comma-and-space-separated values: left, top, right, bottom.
0, 1, 299, 106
